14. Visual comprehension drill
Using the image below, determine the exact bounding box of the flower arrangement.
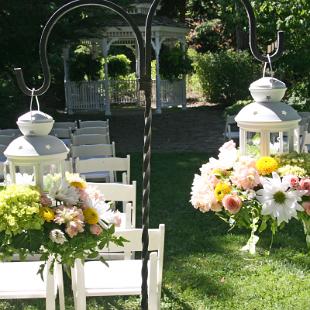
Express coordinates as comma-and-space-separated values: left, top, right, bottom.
0, 173, 124, 274
190, 141, 310, 254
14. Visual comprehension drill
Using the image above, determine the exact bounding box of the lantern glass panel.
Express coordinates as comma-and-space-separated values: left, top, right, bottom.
246, 131, 260, 156
270, 132, 289, 154
12, 165, 35, 185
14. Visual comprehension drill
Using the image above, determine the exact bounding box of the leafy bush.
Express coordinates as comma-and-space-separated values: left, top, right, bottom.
69, 53, 101, 81
107, 54, 131, 79
192, 50, 260, 105
159, 44, 193, 81
224, 99, 252, 117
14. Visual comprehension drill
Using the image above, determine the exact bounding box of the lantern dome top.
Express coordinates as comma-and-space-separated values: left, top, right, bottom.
235, 101, 301, 124
17, 110, 54, 136
249, 77, 287, 103
18, 110, 53, 123
4, 135, 68, 160
249, 77, 286, 90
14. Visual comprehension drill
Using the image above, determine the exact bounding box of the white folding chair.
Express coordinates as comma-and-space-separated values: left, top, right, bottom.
79, 120, 109, 128
0, 258, 65, 310
75, 155, 130, 183
53, 121, 77, 129
0, 129, 21, 137
0, 135, 14, 146
75, 127, 110, 143
71, 142, 115, 159
71, 224, 165, 310
72, 134, 110, 146
87, 181, 136, 228
223, 115, 239, 140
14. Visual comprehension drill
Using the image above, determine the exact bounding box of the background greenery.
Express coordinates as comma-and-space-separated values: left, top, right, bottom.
0, 0, 309, 115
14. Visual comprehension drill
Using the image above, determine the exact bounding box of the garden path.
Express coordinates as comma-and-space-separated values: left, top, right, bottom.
109, 105, 226, 154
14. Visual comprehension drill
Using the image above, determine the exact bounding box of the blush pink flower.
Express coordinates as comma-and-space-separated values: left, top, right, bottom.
89, 224, 103, 235
300, 178, 310, 195
231, 167, 260, 190
222, 194, 242, 214
283, 175, 300, 189
66, 221, 84, 238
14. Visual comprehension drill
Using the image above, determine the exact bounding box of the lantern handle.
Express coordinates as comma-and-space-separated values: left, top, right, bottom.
29, 89, 41, 123
240, 0, 284, 63
263, 54, 274, 77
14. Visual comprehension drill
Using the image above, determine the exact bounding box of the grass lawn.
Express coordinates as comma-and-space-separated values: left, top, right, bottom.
0, 152, 309, 309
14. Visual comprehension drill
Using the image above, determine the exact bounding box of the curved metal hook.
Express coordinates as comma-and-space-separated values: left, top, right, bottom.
239, 0, 284, 63
14, 0, 145, 96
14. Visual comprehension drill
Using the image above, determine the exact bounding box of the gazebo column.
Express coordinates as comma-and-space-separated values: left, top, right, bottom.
135, 43, 140, 79
152, 34, 164, 114
101, 38, 111, 116
180, 40, 187, 110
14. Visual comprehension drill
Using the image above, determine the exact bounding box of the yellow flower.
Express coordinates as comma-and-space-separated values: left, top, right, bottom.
256, 156, 278, 175
214, 182, 231, 202
66, 172, 87, 189
40, 207, 55, 222
83, 207, 99, 225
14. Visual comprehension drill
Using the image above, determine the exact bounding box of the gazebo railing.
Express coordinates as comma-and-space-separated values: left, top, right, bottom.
65, 78, 186, 113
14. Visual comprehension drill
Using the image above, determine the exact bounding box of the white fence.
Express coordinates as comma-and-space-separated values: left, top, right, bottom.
65, 79, 186, 114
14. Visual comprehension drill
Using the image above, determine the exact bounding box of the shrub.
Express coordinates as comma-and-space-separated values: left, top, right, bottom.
193, 50, 260, 105
107, 54, 131, 79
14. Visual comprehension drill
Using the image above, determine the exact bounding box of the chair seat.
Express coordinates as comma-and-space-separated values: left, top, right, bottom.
84, 260, 143, 296
0, 261, 48, 299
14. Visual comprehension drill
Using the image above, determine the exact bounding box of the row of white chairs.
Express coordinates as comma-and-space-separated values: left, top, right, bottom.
0, 225, 165, 310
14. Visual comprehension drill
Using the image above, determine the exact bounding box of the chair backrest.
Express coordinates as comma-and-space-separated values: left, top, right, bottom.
53, 121, 77, 129
0, 129, 21, 137
0, 135, 14, 146
224, 114, 239, 140
75, 155, 130, 183
79, 120, 109, 128
70, 142, 115, 159
88, 181, 136, 228
72, 134, 110, 146
75, 126, 109, 136
51, 128, 72, 139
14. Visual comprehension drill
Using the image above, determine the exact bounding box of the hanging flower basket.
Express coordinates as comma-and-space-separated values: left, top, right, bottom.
0, 173, 125, 276
190, 140, 310, 254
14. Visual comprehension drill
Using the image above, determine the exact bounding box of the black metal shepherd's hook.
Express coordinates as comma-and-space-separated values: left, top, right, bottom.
13, 0, 283, 309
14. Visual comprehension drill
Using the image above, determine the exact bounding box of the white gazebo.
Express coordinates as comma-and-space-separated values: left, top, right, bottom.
63, 0, 188, 115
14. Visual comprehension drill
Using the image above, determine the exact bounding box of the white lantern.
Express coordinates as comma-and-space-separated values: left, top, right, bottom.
235, 76, 301, 156
4, 109, 69, 189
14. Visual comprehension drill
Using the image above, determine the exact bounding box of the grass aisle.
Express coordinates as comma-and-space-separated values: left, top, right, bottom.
1, 152, 309, 309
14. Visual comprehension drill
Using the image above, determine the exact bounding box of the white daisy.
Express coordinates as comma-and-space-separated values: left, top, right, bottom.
48, 178, 79, 205
256, 172, 305, 225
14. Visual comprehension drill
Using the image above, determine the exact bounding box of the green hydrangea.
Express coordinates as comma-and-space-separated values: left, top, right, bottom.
277, 165, 307, 177
0, 185, 44, 235
274, 152, 310, 175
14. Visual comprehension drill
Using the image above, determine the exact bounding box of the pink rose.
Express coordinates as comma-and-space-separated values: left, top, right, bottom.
40, 194, 52, 207
90, 224, 103, 235
283, 175, 299, 189
302, 201, 310, 216
231, 167, 260, 190
300, 178, 310, 195
222, 194, 242, 214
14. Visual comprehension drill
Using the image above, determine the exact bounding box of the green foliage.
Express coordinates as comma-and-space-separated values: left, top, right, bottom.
159, 45, 193, 81
69, 53, 101, 81
193, 50, 260, 104
107, 54, 131, 79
